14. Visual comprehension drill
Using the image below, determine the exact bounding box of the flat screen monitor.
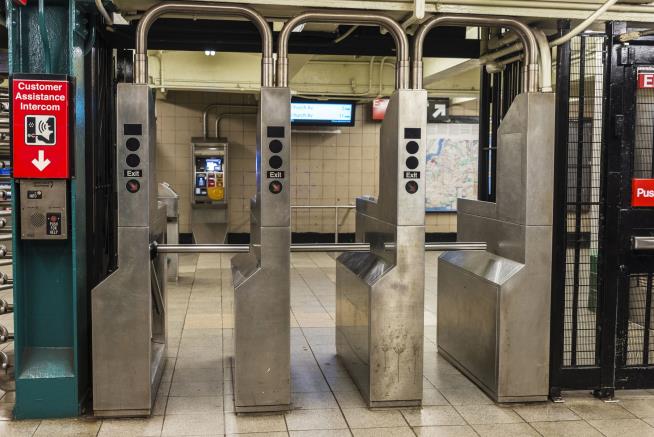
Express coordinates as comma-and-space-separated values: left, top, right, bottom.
291, 99, 355, 127
205, 158, 223, 172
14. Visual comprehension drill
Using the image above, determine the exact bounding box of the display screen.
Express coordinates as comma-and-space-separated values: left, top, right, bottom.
291, 100, 355, 126
206, 158, 223, 172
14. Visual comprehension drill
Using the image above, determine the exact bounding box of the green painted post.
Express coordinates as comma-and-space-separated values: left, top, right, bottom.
8, 0, 91, 419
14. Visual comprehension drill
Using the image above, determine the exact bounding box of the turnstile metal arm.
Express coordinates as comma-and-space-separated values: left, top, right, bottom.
152, 242, 487, 255
0, 299, 12, 314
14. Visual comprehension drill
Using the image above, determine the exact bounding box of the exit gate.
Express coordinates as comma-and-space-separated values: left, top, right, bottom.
550, 22, 654, 397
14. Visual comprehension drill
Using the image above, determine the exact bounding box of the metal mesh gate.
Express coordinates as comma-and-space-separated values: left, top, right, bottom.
625, 81, 654, 366
561, 35, 606, 368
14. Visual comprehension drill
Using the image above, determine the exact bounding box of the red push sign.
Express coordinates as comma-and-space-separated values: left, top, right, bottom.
12, 76, 71, 179
632, 179, 654, 207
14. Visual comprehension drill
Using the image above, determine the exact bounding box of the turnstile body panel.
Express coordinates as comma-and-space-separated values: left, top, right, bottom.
336, 90, 427, 407
92, 84, 167, 417
438, 93, 555, 402
231, 87, 291, 412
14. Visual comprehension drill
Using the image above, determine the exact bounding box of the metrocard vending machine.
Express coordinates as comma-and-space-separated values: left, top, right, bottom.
190, 138, 228, 233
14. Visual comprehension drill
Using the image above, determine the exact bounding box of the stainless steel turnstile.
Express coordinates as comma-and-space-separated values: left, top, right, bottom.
411, 16, 554, 403
280, 11, 425, 408
231, 87, 292, 413
336, 89, 427, 408
92, 83, 168, 417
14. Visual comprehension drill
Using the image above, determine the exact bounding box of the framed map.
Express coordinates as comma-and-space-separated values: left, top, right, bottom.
425, 121, 479, 212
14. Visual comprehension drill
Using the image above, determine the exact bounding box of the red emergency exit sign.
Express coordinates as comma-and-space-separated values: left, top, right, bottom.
639, 71, 654, 89
12, 75, 71, 179
632, 179, 654, 207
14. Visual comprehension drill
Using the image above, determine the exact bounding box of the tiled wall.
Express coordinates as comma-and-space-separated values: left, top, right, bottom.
155, 90, 471, 235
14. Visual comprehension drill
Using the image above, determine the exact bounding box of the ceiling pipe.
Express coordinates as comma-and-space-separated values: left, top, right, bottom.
278, 11, 410, 89
413, 15, 540, 93
95, 0, 114, 26
134, 1, 274, 87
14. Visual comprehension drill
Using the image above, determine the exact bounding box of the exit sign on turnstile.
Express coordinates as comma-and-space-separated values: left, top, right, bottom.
638, 68, 654, 89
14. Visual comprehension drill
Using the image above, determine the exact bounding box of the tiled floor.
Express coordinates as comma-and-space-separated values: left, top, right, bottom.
2, 252, 654, 436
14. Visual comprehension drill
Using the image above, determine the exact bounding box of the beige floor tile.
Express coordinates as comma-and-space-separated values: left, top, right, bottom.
351, 426, 414, 436
161, 413, 224, 436
224, 412, 286, 434
438, 387, 494, 406
567, 401, 635, 420
289, 430, 351, 437
512, 403, 579, 422
472, 423, 540, 437
170, 380, 223, 397
166, 396, 223, 415
292, 391, 339, 410
531, 420, 603, 437
401, 406, 465, 427
422, 389, 450, 406
98, 416, 164, 436
588, 418, 654, 437
455, 405, 523, 425
34, 418, 102, 436
285, 409, 348, 431
342, 408, 407, 429
0, 420, 40, 437
333, 390, 367, 408
413, 425, 478, 437
172, 367, 224, 383
227, 433, 288, 437
621, 399, 654, 418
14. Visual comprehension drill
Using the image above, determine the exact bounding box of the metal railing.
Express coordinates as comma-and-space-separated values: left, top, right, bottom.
291, 205, 355, 243
154, 241, 487, 254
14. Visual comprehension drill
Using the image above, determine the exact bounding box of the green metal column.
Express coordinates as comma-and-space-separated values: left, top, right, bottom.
8, 0, 91, 419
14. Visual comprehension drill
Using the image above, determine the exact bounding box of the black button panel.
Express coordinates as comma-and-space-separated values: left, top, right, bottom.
126, 154, 141, 168
269, 155, 283, 169
406, 141, 419, 154
126, 138, 141, 152
269, 140, 283, 154
406, 156, 419, 170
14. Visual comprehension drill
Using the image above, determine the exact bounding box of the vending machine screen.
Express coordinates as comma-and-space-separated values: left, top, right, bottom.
206, 158, 223, 172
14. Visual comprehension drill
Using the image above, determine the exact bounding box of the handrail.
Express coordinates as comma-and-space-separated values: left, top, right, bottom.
135, 1, 274, 87
154, 241, 488, 254
412, 14, 540, 93
292, 205, 355, 243
277, 11, 410, 89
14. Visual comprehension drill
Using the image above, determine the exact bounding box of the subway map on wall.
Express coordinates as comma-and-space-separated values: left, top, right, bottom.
425, 122, 479, 212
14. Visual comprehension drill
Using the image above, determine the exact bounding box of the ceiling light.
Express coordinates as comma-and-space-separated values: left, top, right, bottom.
204, 50, 216, 56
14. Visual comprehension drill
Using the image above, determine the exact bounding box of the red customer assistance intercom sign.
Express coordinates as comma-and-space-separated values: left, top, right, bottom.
12, 76, 70, 179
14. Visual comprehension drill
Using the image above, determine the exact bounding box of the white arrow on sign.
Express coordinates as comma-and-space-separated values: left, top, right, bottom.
32, 150, 51, 172
432, 104, 447, 118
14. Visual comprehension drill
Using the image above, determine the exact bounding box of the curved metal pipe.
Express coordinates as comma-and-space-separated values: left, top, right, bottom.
135, 1, 274, 87
278, 11, 410, 89
413, 14, 539, 93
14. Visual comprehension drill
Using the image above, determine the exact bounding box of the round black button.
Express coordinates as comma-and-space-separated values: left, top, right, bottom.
269, 140, 283, 154
406, 141, 419, 154
405, 181, 419, 194
269, 155, 283, 169
126, 179, 141, 193
126, 138, 141, 152
269, 181, 283, 194
406, 156, 419, 170
126, 154, 140, 168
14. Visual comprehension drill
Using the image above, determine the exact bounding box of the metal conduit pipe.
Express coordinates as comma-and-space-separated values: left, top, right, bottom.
413, 14, 539, 93
135, 1, 274, 87
153, 242, 487, 254
202, 104, 257, 139
277, 11, 410, 90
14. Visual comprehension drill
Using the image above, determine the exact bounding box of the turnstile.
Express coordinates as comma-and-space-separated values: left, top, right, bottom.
336, 89, 427, 407
438, 93, 555, 402
231, 87, 291, 412
91, 83, 168, 417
